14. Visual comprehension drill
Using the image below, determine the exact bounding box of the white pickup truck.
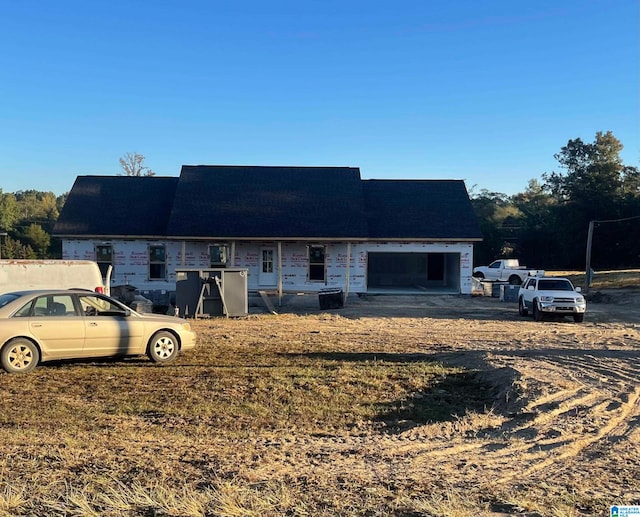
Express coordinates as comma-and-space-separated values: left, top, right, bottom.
518, 276, 586, 322
472, 259, 544, 285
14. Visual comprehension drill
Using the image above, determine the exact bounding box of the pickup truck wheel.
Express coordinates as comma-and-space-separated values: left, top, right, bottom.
508, 275, 522, 285
573, 314, 585, 323
533, 301, 544, 322
518, 297, 528, 317
473, 272, 484, 279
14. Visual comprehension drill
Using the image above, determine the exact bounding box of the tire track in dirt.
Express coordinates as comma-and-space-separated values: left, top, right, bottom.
242, 340, 640, 494
195, 300, 640, 508
497, 386, 640, 484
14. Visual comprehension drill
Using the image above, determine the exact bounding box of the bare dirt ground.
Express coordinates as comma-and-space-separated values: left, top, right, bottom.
202, 288, 640, 515
2, 288, 635, 515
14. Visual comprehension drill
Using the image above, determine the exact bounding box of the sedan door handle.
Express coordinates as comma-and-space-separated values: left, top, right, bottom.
89, 322, 98, 327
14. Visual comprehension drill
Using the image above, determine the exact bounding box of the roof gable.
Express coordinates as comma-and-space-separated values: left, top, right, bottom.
363, 179, 482, 240
54, 176, 179, 236
166, 166, 369, 238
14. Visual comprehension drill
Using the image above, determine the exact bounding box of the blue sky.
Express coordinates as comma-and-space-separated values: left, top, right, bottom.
1, 0, 637, 196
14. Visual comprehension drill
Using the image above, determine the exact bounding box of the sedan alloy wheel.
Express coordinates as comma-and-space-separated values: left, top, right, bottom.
1, 338, 40, 373
147, 331, 179, 363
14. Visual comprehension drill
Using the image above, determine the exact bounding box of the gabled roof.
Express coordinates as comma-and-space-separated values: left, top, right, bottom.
54, 167, 482, 241
53, 176, 179, 237
166, 166, 369, 239
363, 180, 482, 240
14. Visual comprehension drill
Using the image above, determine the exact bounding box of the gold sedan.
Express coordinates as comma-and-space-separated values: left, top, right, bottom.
0, 290, 197, 373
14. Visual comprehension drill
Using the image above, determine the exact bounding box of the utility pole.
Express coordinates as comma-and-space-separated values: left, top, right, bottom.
584, 221, 595, 294
584, 215, 640, 294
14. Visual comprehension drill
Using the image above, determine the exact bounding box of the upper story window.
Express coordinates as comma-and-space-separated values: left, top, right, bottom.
95, 244, 113, 278
209, 244, 228, 267
149, 245, 166, 280
308, 245, 326, 282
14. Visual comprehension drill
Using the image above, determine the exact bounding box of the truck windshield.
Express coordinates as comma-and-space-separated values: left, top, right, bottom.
538, 280, 573, 291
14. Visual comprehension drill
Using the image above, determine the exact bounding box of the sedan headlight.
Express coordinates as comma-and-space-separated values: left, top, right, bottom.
182, 323, 192, 331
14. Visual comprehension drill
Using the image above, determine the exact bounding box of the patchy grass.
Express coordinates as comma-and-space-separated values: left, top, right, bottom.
548, 268, 640, 289
0, 317, 493, 516
0, 291, 638, 515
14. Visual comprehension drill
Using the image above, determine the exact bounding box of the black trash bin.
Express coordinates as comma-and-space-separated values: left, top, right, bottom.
319, 288, 344, 309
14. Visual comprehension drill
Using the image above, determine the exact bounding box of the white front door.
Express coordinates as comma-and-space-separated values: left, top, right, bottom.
259, 248, 277, 286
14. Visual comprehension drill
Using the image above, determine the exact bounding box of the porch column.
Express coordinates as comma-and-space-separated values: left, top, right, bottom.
277, 241, 283, 306
344, 242, 351, 307
181, 241, 186, 266
230, 241, 236, 267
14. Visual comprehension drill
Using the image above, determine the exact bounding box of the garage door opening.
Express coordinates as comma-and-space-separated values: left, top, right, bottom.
367, 252, 460, 292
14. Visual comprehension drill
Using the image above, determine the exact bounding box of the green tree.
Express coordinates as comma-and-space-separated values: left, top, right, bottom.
14, 190, 61, 225
0, 191, 19, 232
469, 188, 523, 265
2, 236, 35, 259
39, 192, 60, 221
543, 131, 635, 214
511, 180, 564, 268
23, 223, 50, 258
541, 131, 639, 268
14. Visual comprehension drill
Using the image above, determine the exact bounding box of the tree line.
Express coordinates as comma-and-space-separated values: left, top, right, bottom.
471, 131, 640, 271
1, 138, 638, 271
0, 152, 152, 259
0, 190, 66, 258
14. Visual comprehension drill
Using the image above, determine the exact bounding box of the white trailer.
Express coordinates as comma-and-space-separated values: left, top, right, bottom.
0, 260, 110, 296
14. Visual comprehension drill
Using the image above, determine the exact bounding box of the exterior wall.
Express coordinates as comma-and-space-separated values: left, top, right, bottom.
62, 239, 475, 301
63, 239, 199, 304
230, 242, 365, 292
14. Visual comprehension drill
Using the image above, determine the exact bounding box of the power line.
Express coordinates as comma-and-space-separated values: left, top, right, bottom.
584, 215, 640, 292
591, 215, 640, 224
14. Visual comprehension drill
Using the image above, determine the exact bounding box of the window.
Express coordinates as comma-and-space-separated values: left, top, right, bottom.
15, 295, 76, 317
209, 244, 228, 267
149, 245, 166, 280
0, 293, 20, 310
262, 249, 274, 273
79, 294, 125, 316
308, 245, 326, 282
95, 244, 113, 277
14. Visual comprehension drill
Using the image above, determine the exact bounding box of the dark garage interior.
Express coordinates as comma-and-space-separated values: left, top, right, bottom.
367, 252, 460, 292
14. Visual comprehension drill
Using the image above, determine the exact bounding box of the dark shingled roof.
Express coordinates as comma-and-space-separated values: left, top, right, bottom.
165, 166, 369, 238
363, 180, 482, 240
53, 176, 179, 237
53, 168, 482, 241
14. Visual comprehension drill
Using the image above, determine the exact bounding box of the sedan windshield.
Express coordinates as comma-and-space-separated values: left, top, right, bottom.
0, 293, 20, 309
